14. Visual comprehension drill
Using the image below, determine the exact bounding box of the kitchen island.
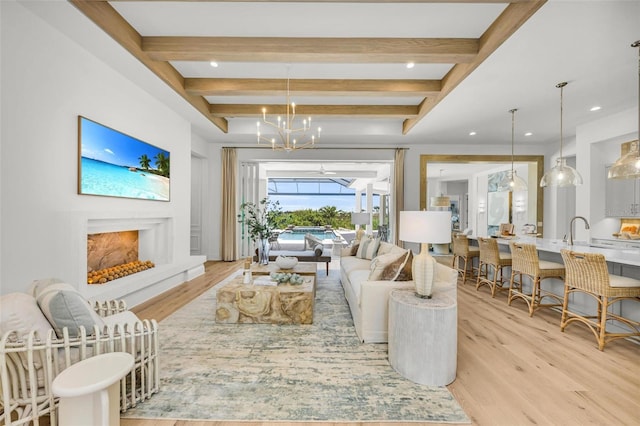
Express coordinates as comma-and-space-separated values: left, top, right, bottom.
468, 235, 640, 338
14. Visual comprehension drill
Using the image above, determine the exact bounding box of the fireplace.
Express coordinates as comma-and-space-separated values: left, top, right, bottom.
87, 230, 155, 284
76, 214, 172, 300
68, 212, 204, 305
88, 230, 139, 271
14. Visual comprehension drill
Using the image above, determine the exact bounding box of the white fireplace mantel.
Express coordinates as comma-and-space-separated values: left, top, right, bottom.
62, 211, 205, 306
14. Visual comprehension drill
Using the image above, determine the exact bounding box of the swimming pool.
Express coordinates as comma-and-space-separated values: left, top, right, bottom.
278, 227, 338, 242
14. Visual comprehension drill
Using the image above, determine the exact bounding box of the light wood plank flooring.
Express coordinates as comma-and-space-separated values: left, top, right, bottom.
124, 259, 639, 426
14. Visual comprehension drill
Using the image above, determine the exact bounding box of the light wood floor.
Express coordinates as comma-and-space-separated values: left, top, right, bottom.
124, 259, 640, 426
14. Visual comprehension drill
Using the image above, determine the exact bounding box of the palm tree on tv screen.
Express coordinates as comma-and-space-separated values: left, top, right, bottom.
154, 152, 170, 177
138, 154, 151, 171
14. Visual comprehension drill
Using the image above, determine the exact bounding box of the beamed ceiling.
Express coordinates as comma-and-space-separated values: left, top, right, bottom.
69, 0, 547, 137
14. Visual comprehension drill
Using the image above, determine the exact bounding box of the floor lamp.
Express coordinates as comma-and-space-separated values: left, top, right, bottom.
399, 211, 452, 298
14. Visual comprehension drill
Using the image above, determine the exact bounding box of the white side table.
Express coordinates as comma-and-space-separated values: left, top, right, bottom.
388, 288, 457, 386
52, 352, 134, 426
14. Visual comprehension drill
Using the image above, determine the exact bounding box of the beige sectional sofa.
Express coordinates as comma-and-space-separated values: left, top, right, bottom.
340, 241, 458, 343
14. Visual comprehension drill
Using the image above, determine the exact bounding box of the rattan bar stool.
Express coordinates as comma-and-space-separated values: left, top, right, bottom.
560, 249, 640, 351
452, 233, 479, 283
508, 242, 565, 316
476, 237, 512, 297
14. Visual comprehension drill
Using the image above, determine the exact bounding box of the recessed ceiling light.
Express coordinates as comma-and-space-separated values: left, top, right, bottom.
210, 61, 219, 68
524, 132, 533, 137
590, 105, 601, 111
406, 62, 415, 69
469, 131, 477, 136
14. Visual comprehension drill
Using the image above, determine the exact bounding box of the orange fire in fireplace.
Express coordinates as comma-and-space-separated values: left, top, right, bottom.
87, 260, 155, 284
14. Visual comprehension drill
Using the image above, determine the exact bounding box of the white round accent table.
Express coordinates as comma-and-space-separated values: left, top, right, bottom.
52, 352, 134, 426
388, 288, 457, 386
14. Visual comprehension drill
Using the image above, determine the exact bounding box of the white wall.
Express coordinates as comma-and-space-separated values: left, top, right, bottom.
0, 2, 201, 299
576, 107, 637, 241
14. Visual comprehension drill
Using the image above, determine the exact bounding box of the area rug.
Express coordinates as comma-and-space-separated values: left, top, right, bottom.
122, 270, 470, 423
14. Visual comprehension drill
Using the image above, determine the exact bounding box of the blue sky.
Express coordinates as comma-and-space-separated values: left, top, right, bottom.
80, 116, 169, 168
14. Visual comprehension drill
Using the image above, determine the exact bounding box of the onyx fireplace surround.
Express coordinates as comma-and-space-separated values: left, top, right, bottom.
68, 212, 205, 306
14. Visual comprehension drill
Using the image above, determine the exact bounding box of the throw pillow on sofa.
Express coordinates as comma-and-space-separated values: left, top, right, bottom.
27, 277, 65, 297
0, 292, 56, 386
376, 241, 397, 256
356, 237, 380, 260
394, 250, 413, 281
369, 251, 406, 280
33, 282, 105, 338
0, 292, 54, 342
369, 250, 413, 281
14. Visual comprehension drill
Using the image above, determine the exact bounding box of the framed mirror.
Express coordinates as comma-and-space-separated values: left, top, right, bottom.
420, 154, 545, 236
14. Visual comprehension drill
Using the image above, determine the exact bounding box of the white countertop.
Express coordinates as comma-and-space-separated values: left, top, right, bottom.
469, 235, 640, 267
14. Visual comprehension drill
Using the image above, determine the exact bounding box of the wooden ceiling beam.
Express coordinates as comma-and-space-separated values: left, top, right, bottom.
143, 37, 478, 63
402, 0, 547, 134
210, 104, 419, 118
69, 0, 229, 133
186, 78, 441, 97
112, 1, 525, 4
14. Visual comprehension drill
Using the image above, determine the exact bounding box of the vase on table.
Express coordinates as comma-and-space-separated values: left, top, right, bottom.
258, 238, 270, 265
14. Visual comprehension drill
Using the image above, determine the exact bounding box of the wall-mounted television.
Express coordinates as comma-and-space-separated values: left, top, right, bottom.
78, 116, 170, 201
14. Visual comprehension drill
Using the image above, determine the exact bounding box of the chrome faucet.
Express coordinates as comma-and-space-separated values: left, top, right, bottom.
568, 216, 590, 246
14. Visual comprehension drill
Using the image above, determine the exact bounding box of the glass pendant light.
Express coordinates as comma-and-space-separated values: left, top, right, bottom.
540, 82, 583, 188
608, 40, 640, 180
498, 108, 528, 192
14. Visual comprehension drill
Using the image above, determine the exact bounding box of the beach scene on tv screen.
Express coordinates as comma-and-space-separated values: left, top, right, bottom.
79, 117, 170, 201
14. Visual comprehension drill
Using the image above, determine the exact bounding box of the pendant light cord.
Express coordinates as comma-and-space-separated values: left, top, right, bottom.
509, 108, 517, 174
634, 41, 639, 146
557, 82, 567, 161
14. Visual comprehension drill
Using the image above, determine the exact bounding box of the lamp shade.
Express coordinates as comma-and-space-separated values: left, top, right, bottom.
351, 212, 370, 225
497, 170, 528, 192
540, 157, 583, 187
430, 195, 451, 208
399, 211, 452, 244
608, 140, 640, 179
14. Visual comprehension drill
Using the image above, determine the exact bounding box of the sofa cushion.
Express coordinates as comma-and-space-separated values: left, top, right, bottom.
356, 237, 381, 260
369, 251, 407, 280
34, 282, 105, 338
349, 243, 359, 256
347, 269, 371, 304
341, 255, 372, 276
